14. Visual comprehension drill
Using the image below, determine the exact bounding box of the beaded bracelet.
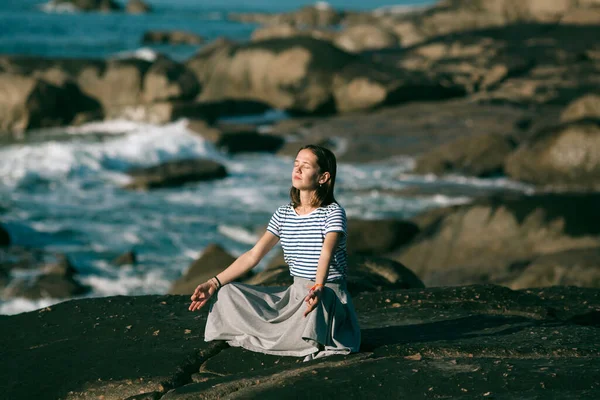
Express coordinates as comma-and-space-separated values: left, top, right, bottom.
310, 283, 324, 291
212, 276, 222, 291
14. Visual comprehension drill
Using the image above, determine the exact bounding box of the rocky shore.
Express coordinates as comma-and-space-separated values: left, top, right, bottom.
1, 1, 600, 398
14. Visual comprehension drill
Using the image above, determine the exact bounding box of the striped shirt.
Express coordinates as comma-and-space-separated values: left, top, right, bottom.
267, 202, 348, 282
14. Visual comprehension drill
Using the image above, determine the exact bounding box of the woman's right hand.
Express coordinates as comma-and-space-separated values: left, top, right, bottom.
188, 281, 217, 311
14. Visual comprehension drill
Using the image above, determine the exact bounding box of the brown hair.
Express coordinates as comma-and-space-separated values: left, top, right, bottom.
290, 144, 338, 208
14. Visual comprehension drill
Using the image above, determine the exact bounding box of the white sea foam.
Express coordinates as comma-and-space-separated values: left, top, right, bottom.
40, 1, 77, 14
0, 297, 61, 316
110, 47, 159, 62
218, 225, 259, 245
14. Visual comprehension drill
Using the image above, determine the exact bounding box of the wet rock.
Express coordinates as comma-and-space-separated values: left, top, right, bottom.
142, 57, 200, 103
244, 254, 425, 294
505, 119, 600, 189
211, 125, 285, 154
414, 133, 518, 177
251, 24, 335, 42
509, 247, 600, 290
112, 251, 136, 266
395, 192, 600, 287
124, 159, 227, 190
51, 0, 122, 12
126, 0, 151, 14
169, 244, 252, 295
142, 31, 204, 45
560, 93, 600, 123
347, 219, 419, 255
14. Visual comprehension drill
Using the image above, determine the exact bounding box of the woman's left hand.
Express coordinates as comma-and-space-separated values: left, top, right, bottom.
303, 285, 323, 317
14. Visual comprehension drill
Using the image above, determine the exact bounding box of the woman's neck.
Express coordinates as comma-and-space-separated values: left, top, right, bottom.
297, 190, 317, 214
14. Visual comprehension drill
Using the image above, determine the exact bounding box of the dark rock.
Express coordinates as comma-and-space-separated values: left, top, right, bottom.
113, 251, 136, 266
1, 285, 599, 399
4, 272, 90, 300
244, 254, 425, 294
124, 159, 227, 190
52, 0, 122, 12
169, 244, 252, 295
212, 125, 285, 154
395, 192, 600, 287
505, 119, 600, 189
126, 0, 151, 14
142, 31, 204, 45
42, 255, 77, 278
0, 224, 9, 246
347, 219, 419, 255
414, 133, 518, 177
509, 247, 600, 289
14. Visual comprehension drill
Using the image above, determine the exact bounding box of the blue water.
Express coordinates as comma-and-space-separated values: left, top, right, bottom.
0, 0, 533, 315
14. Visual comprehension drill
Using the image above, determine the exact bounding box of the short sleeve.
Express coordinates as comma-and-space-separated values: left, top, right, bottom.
266, 207, 282, 237
325, 205, 347, 236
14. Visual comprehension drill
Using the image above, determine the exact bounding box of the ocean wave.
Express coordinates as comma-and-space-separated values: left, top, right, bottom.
39, 1, 78, 14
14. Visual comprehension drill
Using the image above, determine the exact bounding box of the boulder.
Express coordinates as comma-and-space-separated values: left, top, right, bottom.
509, 247, 600, 289
0, 224, 9, 246
142, 57, 200, 103
560, 93, 600, 123
505, 119, 600, 189
211, 125, 285, 154
51, 0, 122, 12
333, 24, 399, 53
142, 31, 204, 45
126, 0, 151, 14
251, 24, 335, 42
169, 244, 252, 295
414, 133, 518, 177
395, 193, 600, 287
229, 4, 344, 27
243, 255, 425, 295
124, 159, 227, 190
0, 73, 101, 134
346, 219, 419, 255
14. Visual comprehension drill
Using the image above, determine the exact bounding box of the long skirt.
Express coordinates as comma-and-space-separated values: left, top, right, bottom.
204, 277, 361, 360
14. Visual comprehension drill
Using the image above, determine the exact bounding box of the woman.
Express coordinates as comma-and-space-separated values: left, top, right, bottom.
188, 144, 361, 360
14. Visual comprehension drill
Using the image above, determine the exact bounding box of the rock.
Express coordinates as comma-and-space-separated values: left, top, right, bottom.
414, 133, 518, 177
3, 271, 90, 300
112, 251, 136, 266
126, 0, 151, 14
560, 93, 600, 123
346, 219, 419, 255
0, 73, 101, 134
505, 119, 600, 189
208, 124, 285, 154
124, 159, 227, 190
169, 244, 251, 295
244, 254, 425, 295
229, 4, 344, 27
395, 192, 600, 287
42, 255, 77, 278
142, 31, 204, 45
142, 57, 200, 103
0, 224, 9, 246
51, 0, 122, 12
2, 285, 599, 399
333, 24, 399, 53
251, 24, 335, 42
509, 247, 600, 289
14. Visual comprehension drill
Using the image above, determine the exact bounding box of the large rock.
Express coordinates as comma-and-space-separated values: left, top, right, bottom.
560, 93, 600, 123
186, 37, 464, 115
333, 24, 399, 53
169, 244, 253, 295
347, 219, 419, 255
142, 57, 200, 103
244, 255, 425, 295
509, 247, 600, 289
51, 0, 122, 12
414, 133, 518, 177
2, 285, 599, 399
126, 0, 151, 14
395, 193, 600, 287
0, 73, 101, 134
505, 119, 600, 189
124, 159, 227, 190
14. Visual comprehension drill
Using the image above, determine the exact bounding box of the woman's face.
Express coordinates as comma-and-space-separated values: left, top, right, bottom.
292, 149, 321, 190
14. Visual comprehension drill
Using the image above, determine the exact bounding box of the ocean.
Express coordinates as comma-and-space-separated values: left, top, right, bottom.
0, 0, 532, 315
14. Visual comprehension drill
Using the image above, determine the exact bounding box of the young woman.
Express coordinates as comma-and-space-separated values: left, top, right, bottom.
188, 144, 361, 360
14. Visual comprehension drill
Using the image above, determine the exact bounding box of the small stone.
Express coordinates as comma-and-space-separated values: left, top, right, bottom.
483, 392, 491, 396
404, 353, 422, 361
391, 303, 401, 308
153, 330, 160, 336
184, 329, 192, 334
385, 299, 391, 303
126, 325, 132, 330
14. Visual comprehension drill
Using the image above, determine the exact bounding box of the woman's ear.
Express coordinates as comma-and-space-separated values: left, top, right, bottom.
319, 172, 331, 185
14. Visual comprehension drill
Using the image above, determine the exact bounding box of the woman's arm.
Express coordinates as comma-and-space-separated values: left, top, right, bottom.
189, 231, 279, 311
303, 231, 342, 317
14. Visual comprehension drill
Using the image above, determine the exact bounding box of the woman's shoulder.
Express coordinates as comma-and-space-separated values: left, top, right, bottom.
323, 202, 345, 214
274, 203, 293, 214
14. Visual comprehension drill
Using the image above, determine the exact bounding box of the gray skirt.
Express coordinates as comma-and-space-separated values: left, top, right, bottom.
204, 277, 361, 360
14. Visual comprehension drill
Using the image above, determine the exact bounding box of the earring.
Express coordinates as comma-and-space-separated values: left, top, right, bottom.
319, 183, 322, 188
